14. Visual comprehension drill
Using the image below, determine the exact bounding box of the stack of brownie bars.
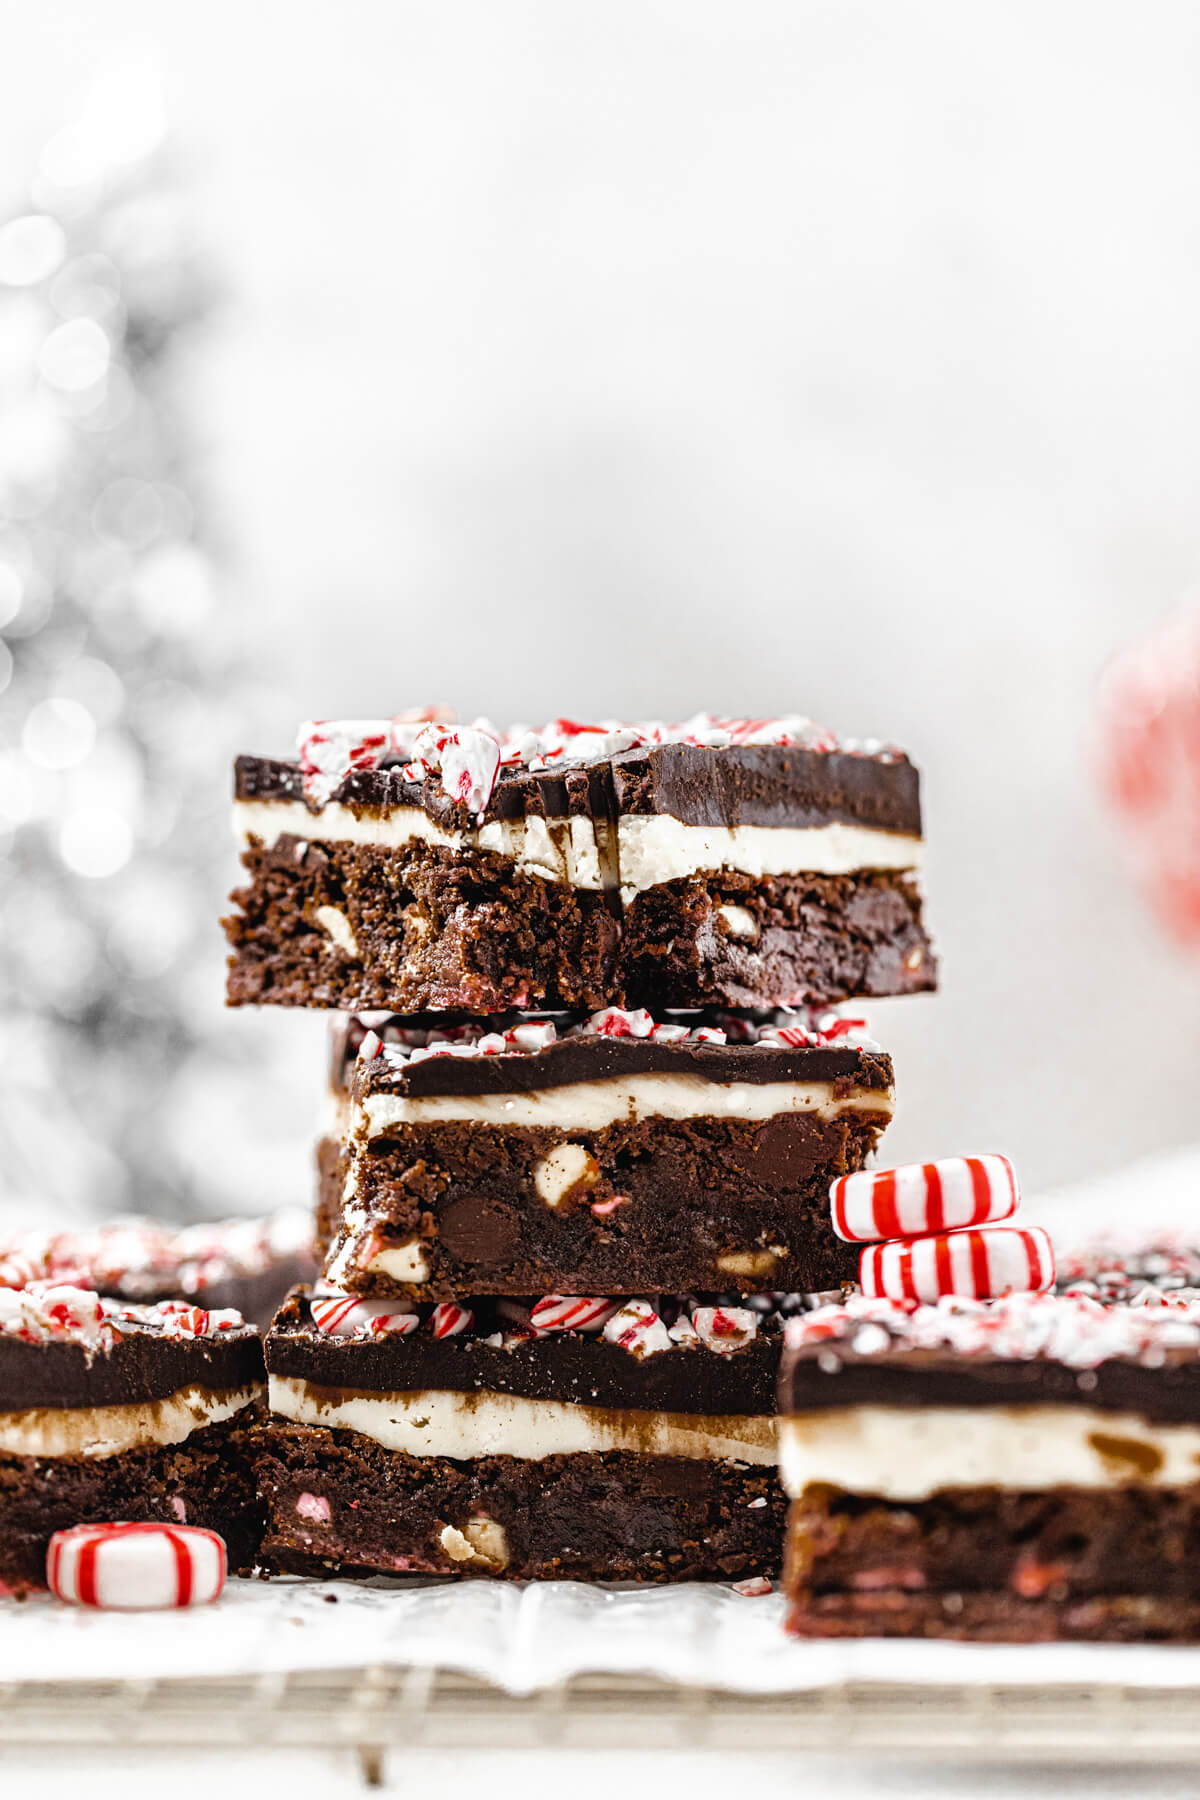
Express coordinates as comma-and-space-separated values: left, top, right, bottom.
5, 709, 1200, 1635
224, 711, 936, 1581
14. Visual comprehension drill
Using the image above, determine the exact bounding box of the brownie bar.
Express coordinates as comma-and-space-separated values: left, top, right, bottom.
256, 1429, 785, 1582
319, 1011, 892, 1299
777, 1286, 1200, 1641
785, 1485, 1200, 1642
0, 1284, 266, 1591
257, 1287, 801, 1582
226, 714, 935, 1012
0, 1208, 316, 1324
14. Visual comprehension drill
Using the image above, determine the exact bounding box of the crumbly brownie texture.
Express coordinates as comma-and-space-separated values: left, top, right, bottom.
619, 869, 931, 1012
0, 1415, 264, 1593
784, 1484, 1200, 1643
226, 843, 932, 1013
318, 1114, 874, 1298
0, 1209, 316, 1324
226, 714, 934, 1012
227, 837, 621, 1012
254, 1424, 785, 1583
320, 1011, 892, 1298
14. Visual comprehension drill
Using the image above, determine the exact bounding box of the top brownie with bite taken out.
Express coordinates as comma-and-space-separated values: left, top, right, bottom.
226, 711, 935, 1013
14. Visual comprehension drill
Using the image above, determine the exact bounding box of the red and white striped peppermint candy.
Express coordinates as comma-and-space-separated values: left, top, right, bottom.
691, 1305, 759, 1353
831, 1154, 1019, 1244
47, 1523, 226, 1609
413, 722, 501, 816
601, 1299, 672, 1358
298, 719, 392, 805
310, 1293, 418, 1337
1096, 601, 1200, 946
859, 1226, 1055, 1303
587, 1007, 654, 1039
529, 1296, 618, 1333
503, 1021, 558, 1052
430, 1302, 474, 1338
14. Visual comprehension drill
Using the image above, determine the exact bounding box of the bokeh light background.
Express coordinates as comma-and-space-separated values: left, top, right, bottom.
2, 4, 1200, 1230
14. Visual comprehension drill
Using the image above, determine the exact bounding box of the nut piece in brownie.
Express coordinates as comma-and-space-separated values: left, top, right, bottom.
255, 1286, 804, 1582
0, 1283, 265, 1593
0, 1208, 316, 1324
318, 1006, 893, 1299
226, 712, 935, 1013
778, 1284, 1200, 1641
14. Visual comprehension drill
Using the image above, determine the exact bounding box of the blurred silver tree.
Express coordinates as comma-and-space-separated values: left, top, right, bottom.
0, 73, 264, 1225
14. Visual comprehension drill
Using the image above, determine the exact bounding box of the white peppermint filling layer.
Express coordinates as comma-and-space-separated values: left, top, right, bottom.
777, 1404, 1200, 1501
615, 816, 923, 897
362, 1076, 893, 1135
234, 801, 607, 889
270, 1377, 777, 1464
0, 1384, 261, 1460
235, 799, 922, 894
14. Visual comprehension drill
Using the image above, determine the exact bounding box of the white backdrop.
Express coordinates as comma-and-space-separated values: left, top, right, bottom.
4, 2, 1200, 1202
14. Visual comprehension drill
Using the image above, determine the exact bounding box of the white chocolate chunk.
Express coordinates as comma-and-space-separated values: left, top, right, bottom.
366, 1239, 430, 1283
462, 1515, 509, 1569
717, 1247, 783, 1278
533, 1143, 600, 1208
313, 905, 359, 958
717, 903, 758, 941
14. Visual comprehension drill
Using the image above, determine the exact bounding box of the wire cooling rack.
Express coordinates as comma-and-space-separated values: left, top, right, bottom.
4, 1666, 1200, 1765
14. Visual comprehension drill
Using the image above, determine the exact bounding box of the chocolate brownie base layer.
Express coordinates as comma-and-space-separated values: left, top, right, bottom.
0, 1414, 264, 1593
619, 869, 932, 1012
225, 836, 933, 1012
254, 1420, 785, 1582
318, 1109, 881, 1299
784, 1483, 1200, 1642
227, 838, 619, 1012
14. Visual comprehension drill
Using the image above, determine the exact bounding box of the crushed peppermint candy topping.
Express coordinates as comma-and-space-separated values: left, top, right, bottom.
294, 711, 899, 812
430, 1302, 475, 1338
529, 1296, 619, 1333
691, 1306, 760, 1355
783, 1287, 1200, 1371
0, 1209, 314, 1303
300, 1291, 775, 1355
0, 1283, 247, 1350
602, 1299, 674, 1359
354, 1007, 878, 1070
308, 1292, 419, 1339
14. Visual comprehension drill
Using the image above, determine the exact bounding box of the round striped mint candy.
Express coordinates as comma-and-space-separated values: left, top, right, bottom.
47, 1523, 226, 1609
830, 1154, 1019, 1243
858, 1225, 1055, 1303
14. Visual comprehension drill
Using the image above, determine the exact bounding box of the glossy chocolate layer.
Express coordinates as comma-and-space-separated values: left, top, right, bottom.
0, 1328, 265, 1413
235, 741, 923, 836
780, 1344, 1200, 1427
348, 1030, 892, 1103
